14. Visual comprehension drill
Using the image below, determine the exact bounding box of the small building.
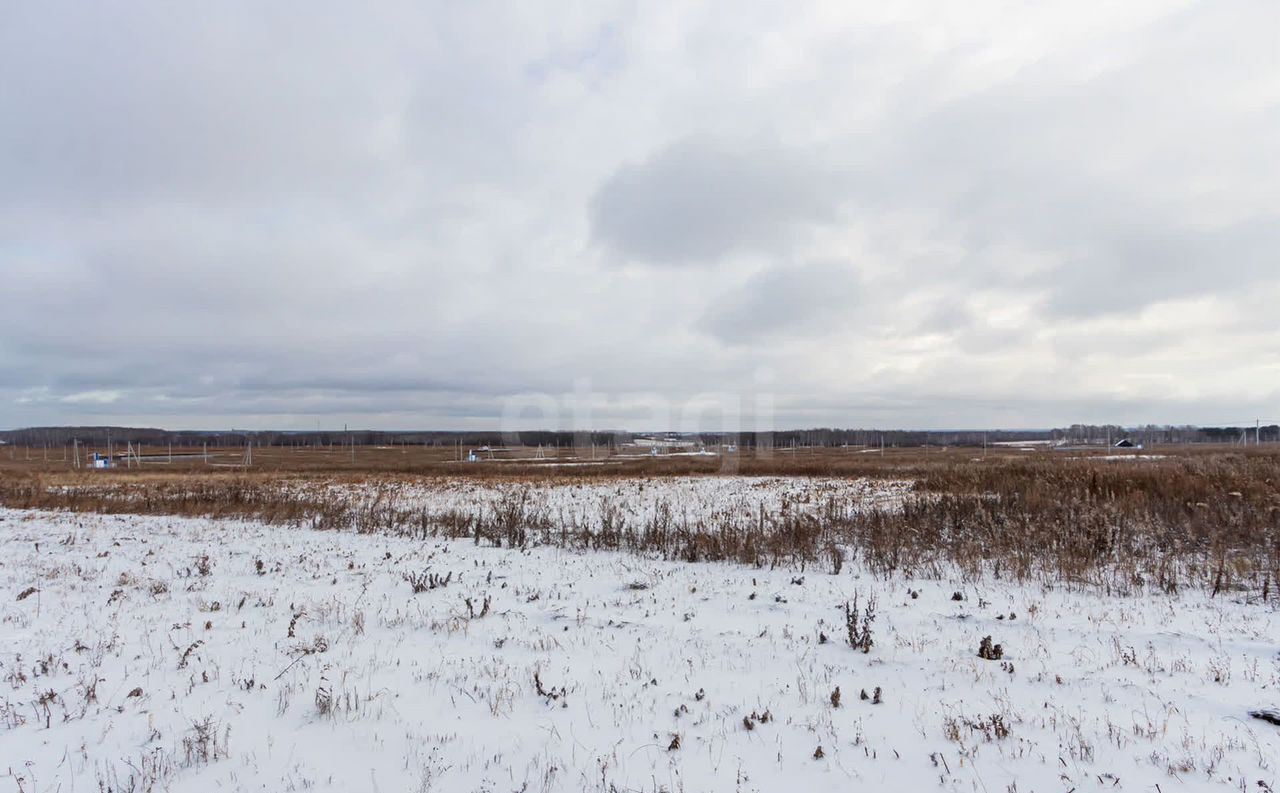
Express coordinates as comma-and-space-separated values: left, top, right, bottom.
1114, 439, 1142, 449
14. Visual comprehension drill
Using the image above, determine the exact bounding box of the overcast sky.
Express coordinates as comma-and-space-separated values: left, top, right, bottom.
3, 1, 1278, 431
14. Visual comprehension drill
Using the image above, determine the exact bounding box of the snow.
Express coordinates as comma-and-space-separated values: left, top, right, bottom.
291, 475, 914, 525
2, 500, 1278, 792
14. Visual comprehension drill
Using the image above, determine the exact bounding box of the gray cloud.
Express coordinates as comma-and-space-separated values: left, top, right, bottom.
2, 0, 1278, 430
700, 261, 860, 344
589, 138, 841, 265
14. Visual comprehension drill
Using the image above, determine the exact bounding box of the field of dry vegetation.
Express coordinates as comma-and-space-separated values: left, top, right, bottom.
2, 445, 1278, 599
3, 444, 1280, 792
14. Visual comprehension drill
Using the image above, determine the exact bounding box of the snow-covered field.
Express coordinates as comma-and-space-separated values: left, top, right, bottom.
2, 503, 1278, 792
291, 475, 914, 524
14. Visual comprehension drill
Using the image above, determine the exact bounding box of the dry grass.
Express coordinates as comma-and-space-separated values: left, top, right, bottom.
2, 446, 1277, 599
0, 440, 1249, 478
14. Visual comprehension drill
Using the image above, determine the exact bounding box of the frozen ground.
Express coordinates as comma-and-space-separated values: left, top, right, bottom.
2, 505, 1278, 793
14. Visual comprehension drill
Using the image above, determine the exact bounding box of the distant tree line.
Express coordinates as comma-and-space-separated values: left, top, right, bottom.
0, 426, 635, 449
1, 424, 1276, 449
1053, 424, 1280, 446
